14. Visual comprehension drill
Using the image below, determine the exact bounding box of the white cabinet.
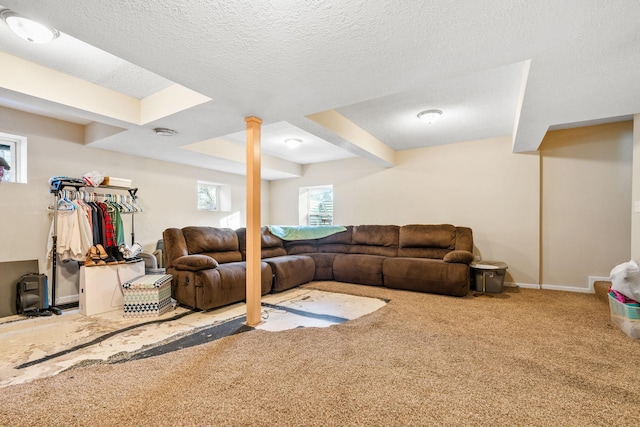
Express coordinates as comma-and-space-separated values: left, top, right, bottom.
79, 262, 145, 315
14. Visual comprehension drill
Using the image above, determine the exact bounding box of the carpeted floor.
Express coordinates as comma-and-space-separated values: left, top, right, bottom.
1, 282, 638, 426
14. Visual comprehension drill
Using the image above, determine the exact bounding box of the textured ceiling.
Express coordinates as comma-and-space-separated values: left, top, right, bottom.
0, 1, 639, 179
0, 11, 173, 99
336, 62, 527, 150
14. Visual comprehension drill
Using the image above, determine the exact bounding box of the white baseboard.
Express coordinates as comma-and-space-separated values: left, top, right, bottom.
541, 277, 610, 294
506, 282, 596, 294
541, 284, 593, 294
505, 282, 540, 289
504, 276, 611, 294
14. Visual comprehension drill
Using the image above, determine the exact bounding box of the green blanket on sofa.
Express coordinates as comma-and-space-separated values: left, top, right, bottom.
268, 225, 347, 241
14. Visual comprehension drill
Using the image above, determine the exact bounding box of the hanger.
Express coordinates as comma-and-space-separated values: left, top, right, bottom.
117, 194, 131, 213
119, 194, 135, 213
56, 189, 76, 211
130, 195, 141, 212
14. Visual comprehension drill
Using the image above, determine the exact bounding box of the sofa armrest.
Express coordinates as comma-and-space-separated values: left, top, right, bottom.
443, 250, 475, 265
173, 254, 219, 271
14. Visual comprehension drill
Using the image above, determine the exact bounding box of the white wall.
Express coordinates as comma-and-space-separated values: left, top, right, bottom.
270, 136, 541, 286
540, 121, 632, 290
0, 107, 268, 303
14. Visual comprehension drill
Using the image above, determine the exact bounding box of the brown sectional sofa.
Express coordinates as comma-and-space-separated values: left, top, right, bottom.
163, 224, 474, 311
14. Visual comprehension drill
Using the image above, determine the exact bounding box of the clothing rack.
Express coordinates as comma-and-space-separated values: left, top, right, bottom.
48, 179, 139, 314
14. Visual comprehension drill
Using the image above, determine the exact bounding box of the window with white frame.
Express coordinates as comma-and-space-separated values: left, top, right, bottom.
299, 185, 334, 226
197, 181, 219, 211
0, 132, 27, 184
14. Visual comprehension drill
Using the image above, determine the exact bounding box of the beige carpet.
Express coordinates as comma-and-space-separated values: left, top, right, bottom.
1, 282, 638, 426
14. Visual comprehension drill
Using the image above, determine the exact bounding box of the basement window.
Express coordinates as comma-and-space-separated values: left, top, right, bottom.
299, 185, 334, 226
0, 132, 27, 184
197, 181, 232, 212
197, 181, 219, 211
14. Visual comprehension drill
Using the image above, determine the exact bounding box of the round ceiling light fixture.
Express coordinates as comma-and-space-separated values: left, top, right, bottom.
154, 127, 177, 136
0, 9, 59, 44
284, 138, 302, 149
417, 109, 443, 124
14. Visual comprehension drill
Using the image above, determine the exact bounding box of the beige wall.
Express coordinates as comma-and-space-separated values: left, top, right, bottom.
632, 115, 640, 259
2, 105, 632, 299
270, 136, 541, 286
540, 122, 632, 290
0, 107, 268, 303
271, 123, 634, 291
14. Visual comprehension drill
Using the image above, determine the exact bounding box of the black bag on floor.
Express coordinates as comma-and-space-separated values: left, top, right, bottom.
16, 273, 49, 316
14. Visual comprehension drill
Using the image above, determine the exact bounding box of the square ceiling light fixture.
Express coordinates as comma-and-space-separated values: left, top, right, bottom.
417, 109, 443, 124
1, 9, 59, 43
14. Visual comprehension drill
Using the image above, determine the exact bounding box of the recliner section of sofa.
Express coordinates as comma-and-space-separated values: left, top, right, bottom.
383, 224, 473, 297
236, 227, 315, 293
164, 224, 474, 311
164, 227, 273, 311
331, 225, 399, 286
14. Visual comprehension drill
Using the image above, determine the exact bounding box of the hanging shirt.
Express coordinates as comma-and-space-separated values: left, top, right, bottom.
97, 202, 116, 247
46, 202, 92, 262
89, 202, 103, 245
113, 206, 125, 245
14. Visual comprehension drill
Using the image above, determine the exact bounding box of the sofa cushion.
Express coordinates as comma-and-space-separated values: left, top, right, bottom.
285, 242, 318, 254
352, 225, 399, 247
306, 253, 338, 280
316, 226, 353, 244
320, 243, 354, 253
310, 226, 353, 254
333, 254, 386, 286
399, 224, 456, 249
443, 250, 475, 264
194, 262, 273, 310
173, 254, 219, 271
237, 226, 288, 259
349, 245, 398, 257
183, 226, 239, 254
200, 251, 243, 264
261, 227, 287, 258
383, 257, 470, 297
264, 255, 315, 292
262, 247, 287, 258
261, 227, 284, 248
397, 247, 451, 259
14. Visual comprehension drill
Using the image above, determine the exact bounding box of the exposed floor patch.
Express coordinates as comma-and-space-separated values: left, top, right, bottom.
113, 316, 253, 363
0, 288, 387, 387
261, 302, 349, 324
15, 309, 197, 369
